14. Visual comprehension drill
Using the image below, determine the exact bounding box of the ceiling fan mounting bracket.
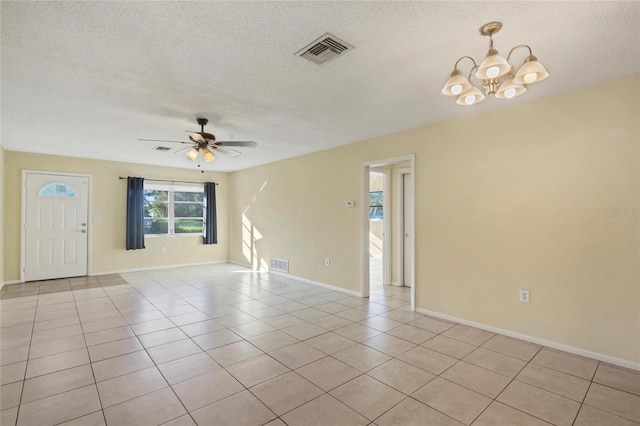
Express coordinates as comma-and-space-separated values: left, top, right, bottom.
196, 118, 209, 127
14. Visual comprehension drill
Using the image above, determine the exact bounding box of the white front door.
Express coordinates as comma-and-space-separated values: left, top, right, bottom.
24, 173, 89, 281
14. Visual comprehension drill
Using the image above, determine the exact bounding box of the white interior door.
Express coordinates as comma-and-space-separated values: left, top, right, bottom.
403, 172, 413, 287
24, 173, 89, 281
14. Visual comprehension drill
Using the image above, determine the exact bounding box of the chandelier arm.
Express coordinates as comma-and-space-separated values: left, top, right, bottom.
506, 45, 533, 62
454, 56, 478, 70
467, 65, 479, 81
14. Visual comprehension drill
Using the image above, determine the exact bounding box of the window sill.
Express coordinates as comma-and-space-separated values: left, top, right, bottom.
144, 234, 204, 238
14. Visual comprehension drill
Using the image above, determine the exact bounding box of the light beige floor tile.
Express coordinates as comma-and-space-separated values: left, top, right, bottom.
397, 346, 457, 375
497, 380, 581, 426
441, 324, 495, 346
1, 345, 29, 366
25, 348, 89, 379
517, 363, 590, 401
81, 317, 128, 334
281, 393, 368, 426
131, 318, 175, 335
31, 324, 83, 345
92, 350, 155, 382
251, 371, 323, 416
57, 410, 105, 425
147, 339, 202, 364
103, 387, 187, 426
413, 377, 491, 425
35, 307, 77, 322
248, 330, 299, 352
358, 316, 403, 333
380, 309, 424, 323
472, 401, 551, 426
169, 311, 209, 326
575, 404, 639, 426
22, 364, 94, 403
421, 335, 477, 359
207, 340, 263, 367
1, 406, 19, 426
78, 309, 121, 324
215, 312, 258, 327
88, 336, 143, 362
226, 354, 290, 387
376, 397, 464, 426
137, 327, 188, 348
290, 308, 328, 321
192, 329, 243, 350
316, 302, 351, 315
295, 356, 362, 391
1, 335, 32, 352
531, 348, 599, 380
190, 390, 276, 426
332, 344, 391, 372
481, 334, 541, 361
263, 419, 287, 426
362, 333, 415, 357
335, 323, 382, 342
0, 361, 26, 385
97, 366, 167, 408
282, 323, 327, 340
386, 324, 436, 345
172, 368, 244, 411
593, 363, 640, 396
121, 309, 165, 325
268, 342, 325, 369
441, 361, 511, 398
313, 314, 353, 331
158, 352, 220, 385
161, 414, 196, 426
407, 316, 456, 333
33, 316, 80, 333
29, 335, 86, 360
583, 382, 640, 423
305, 332, 356, 355
331, 375, 405, 421
463, 347, 527, 378
262, 314, 306, 329
1, 381, 23, 410
179, 319, 225, 337
367, 358, 435, 395
84, 326, 134, 346
16, 384, 101, 426
230, 320, 276, 338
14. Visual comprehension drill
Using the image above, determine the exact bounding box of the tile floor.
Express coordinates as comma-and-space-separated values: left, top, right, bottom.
1, 264, 639, 426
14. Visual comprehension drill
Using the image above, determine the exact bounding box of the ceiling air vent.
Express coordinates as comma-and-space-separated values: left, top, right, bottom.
296, 33, 354, 65
154, 146, 171, 152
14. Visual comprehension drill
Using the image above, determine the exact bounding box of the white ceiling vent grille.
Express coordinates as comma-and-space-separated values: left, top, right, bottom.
154, 146, 171, 152
270, 258, 289, 273
296, 33, 354, 65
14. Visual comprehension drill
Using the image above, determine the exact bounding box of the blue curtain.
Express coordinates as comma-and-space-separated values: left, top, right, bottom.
203, 182, 217, 245
126, 177, 146, 250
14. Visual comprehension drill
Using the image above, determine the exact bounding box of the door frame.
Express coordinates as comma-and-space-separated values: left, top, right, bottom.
21, 170, 93, 283
361, 154, 415, 311
396, 166, 412, 287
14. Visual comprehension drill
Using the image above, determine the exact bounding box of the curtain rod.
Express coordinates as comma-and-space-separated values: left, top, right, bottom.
119, 177, 218, 186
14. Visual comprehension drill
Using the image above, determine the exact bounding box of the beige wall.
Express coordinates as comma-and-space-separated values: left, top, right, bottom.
3, 152, 229, 281
229, 74, 640, 363
0, 147, 4, 288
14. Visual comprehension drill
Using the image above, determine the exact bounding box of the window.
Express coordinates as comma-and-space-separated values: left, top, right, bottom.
143, 184, 205, 235
369, 190, 383, 220
39, 183, 77, 197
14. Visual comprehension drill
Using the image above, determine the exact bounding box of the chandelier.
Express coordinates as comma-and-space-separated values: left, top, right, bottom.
442, 22, 549, 106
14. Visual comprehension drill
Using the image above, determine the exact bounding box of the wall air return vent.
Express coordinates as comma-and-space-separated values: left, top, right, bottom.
270, 258, 289, 273
296, 33, 354, 65
154, 146, 171, 152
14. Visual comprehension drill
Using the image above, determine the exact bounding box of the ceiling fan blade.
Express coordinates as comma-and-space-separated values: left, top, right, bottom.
138, 138, 190, 144
212, 145, 241, 157
189, 133, 207, 144
214, 141, 257, 147
174, 146, 193, 154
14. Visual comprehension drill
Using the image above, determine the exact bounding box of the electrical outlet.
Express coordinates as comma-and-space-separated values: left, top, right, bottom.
325, 258, 330, 266
161, 247, 167, 254
519, 289, 530, 303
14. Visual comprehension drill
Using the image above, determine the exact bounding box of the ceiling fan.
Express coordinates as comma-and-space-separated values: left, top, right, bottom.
139, 118, 257, 163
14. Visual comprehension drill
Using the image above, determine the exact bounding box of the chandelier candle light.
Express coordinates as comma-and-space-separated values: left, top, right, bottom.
442, 22, 549, 106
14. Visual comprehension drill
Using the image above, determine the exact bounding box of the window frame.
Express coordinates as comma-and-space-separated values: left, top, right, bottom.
143, 183, 205, 237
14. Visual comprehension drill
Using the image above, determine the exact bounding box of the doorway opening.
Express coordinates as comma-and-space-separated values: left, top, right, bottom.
361, 155, 415, 311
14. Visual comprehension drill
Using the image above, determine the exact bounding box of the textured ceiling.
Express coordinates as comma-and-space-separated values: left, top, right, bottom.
1, 2, 639, 172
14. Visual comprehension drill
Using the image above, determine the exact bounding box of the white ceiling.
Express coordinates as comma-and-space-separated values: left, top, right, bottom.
2, 2, 638, 172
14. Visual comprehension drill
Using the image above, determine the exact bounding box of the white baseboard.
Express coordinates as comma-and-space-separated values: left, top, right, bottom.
2, 280, 22, 288
266, 270, 361, 297
90, 260, 229, 276
228, 260, 256, 269
416, 307, 640, 371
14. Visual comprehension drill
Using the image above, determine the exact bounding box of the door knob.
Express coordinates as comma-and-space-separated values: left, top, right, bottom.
81, 230, 86, 233
81, 223, 87, 226
405, 233, 409, 237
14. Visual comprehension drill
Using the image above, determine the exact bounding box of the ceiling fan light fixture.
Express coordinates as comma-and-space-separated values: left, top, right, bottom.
202, 147, 215, 162
186, 148, 199, 161
442, 22, 548, 106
